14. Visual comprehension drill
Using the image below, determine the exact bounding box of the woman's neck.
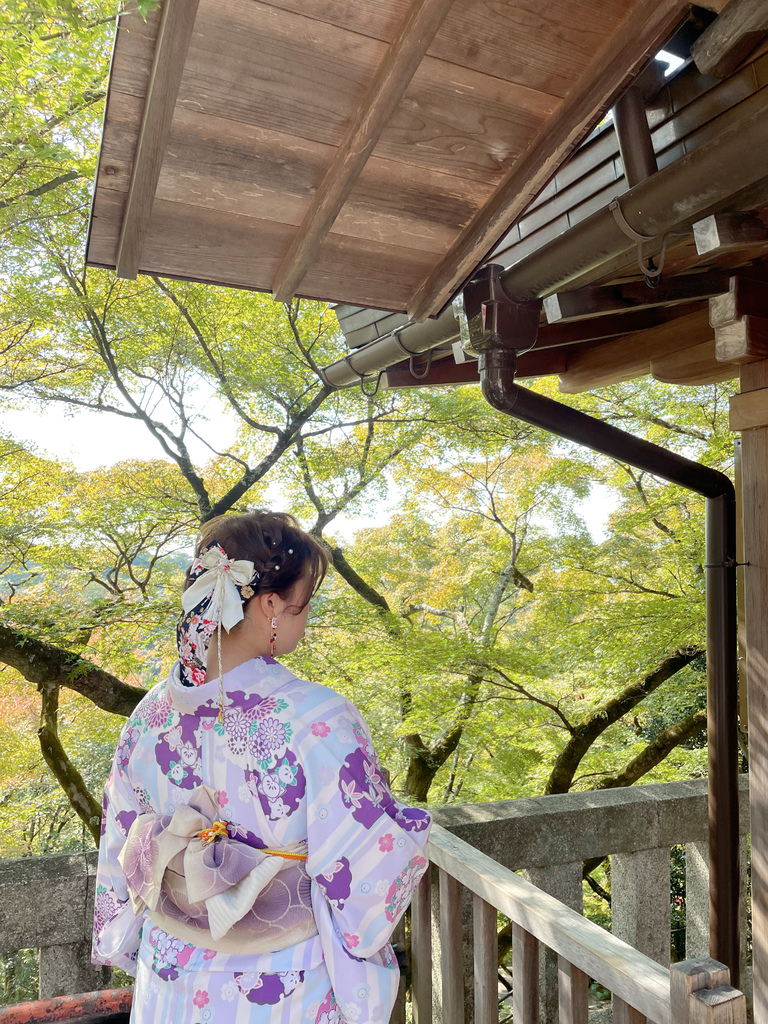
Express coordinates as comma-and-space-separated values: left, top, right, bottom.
204, 630, 270, 682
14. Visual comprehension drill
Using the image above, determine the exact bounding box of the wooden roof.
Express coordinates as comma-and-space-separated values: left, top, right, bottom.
86, 0, 694, 319
330, 23, 768, 397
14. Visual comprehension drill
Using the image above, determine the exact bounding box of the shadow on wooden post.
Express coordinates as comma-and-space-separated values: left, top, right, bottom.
670, 957, 747, 1024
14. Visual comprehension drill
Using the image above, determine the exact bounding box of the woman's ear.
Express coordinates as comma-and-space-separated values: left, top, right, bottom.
256, 591, 286, 620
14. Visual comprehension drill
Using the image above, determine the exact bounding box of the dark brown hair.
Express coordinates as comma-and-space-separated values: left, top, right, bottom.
185, 510, 329, 609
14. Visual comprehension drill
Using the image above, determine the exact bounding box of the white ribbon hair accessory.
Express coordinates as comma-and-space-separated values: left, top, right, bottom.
181, 545, 258, 719
181, 545, 257, 633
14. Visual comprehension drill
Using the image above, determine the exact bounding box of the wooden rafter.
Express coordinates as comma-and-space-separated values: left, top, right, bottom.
406, 0, 689, 322
270, 0, 457, 304
115, 0, 200, 279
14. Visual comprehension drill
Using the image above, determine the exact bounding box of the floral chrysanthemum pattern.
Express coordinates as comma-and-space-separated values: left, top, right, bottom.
92, 659, 432, 1024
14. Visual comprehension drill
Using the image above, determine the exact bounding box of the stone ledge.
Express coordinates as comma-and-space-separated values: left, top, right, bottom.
431, 776, 750, 869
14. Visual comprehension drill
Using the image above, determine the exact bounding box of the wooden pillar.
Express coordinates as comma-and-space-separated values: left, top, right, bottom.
738, 359, 768, 1023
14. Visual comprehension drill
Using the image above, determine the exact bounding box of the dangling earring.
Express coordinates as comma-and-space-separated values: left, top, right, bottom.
270, 617, 278, 657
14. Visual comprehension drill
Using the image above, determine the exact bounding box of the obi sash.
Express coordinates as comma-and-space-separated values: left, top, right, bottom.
119, 786, 318, 954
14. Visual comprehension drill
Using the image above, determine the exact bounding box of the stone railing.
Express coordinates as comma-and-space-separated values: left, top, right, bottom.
0, 849, 108, 1000
0, 777, 751, 1013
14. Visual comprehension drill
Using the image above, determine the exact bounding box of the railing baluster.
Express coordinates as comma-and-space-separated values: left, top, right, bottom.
390, 917, 406, 1024
614, 996, 646, 1024
512, 922, 539, 1024
411, 865, 432, 1024
439, 867, 465, 1024
473, 894, 498, 1024
557, 957, 588, 1024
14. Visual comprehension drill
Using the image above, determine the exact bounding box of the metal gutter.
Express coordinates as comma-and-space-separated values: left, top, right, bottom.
479, 344, 740, 983
320, 87, 768, 388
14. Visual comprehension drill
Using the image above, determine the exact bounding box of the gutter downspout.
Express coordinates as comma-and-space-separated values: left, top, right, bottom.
479, 339, 739, 983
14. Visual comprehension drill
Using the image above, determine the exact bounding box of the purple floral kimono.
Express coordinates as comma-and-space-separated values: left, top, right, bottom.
93, 656, 431, 1024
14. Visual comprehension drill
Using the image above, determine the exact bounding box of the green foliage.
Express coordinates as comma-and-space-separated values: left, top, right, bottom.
0, 0, 739, 861
0, 948, 39, 1006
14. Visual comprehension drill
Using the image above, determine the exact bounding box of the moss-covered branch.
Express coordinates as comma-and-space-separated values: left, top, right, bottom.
0, 623, 145, 717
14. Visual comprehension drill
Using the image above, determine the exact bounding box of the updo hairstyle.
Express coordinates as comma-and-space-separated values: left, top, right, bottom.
185, 510, 330, 611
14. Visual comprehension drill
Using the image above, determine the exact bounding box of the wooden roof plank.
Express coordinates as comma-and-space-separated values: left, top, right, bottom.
271, 0, 458, 302
115, 0, 200, 279
406, 0, 690, 321
92, 188, 436, 310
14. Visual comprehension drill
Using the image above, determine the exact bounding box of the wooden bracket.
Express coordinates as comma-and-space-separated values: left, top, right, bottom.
730, 386, 768, 431
715, 315, 768, 364
710, 271, 768, 328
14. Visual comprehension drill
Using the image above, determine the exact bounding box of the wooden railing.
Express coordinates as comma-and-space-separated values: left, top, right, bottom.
412, 824, 746, 1024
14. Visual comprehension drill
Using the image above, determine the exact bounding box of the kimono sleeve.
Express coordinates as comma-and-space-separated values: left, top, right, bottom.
302, 699, 431, 958
91, 749, 147, 976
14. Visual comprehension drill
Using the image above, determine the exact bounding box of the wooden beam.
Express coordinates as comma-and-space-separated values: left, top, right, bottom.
115, 0, 200, 279
382, 346, 568, 388
715, 315, 768, 364
558, 307, 711, 394
544, 272, 730, 324
270, 0, 457, 303
691, 0, 768, 79
405, 0, 689, 321
710, 271, 768, 328
693, 213, 768, 255
536, 304, 706, 348
730, 386, 768, 431
652, 339, 739, 386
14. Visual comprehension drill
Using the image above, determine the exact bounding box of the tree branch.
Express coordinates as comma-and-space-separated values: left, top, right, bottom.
0, 170, 82, 212
593, 708, 707, 790
544, 645, 703, 794
0, 623, 145, 717
37, 681, 102, 845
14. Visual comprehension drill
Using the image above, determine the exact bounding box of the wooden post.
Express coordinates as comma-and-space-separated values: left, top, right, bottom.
738, 358, 768, 1023
557, 958, 588, 1024
688, 987, 747, 1023
412, 867, 432, 1024
390, 918, 407, 1024
512, 923, 539, 1024
669, 958, 731, 1024
473, 895, 498, 1024
614, 997, 646, 1024
439, 868, 465, 1024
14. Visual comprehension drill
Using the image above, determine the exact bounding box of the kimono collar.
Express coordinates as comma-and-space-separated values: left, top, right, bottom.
165, 657, 296, 714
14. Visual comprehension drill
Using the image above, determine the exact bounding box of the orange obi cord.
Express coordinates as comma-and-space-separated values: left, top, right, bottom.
261, 848, 308, 861
197, 820, 229, 844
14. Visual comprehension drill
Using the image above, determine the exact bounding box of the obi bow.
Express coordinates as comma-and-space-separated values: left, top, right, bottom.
119, 786, 307, 941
